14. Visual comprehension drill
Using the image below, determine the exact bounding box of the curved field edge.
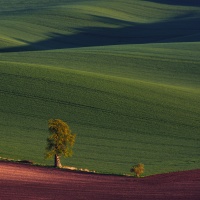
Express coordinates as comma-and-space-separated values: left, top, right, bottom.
0, 63, 199, 176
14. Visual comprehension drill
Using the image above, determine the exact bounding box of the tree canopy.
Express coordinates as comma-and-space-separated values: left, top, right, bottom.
130, 163, 144, 177
45, 119, 76, 168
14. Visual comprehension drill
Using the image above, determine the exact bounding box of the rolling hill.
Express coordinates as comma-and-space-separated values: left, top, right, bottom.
0, 0, 200, 176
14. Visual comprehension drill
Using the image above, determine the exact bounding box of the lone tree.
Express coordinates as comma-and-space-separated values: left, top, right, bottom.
45, 119, 76, 168
130, 163, 144, 177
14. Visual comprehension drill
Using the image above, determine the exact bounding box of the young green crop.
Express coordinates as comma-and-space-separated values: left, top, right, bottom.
0, 0, 199, 176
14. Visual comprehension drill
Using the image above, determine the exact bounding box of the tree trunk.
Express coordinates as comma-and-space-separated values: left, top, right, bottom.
54, 154, 62, 168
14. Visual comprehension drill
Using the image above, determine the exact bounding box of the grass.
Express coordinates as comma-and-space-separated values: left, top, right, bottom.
0, 0, 200, 176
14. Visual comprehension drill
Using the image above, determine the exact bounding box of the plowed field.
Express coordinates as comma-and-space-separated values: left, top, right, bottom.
0, 161, 199, 200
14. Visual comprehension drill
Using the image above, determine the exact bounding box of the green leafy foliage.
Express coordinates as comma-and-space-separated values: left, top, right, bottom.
45, 119, 76, 167
0, 0, 200, 175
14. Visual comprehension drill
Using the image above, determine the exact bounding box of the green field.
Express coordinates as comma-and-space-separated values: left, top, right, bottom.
0, 0, 200, 176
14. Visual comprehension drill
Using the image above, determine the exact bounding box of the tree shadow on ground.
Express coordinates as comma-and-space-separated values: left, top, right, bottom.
0, 13, 200, 53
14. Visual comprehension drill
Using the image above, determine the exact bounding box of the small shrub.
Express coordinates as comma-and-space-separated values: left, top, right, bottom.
130, 163, 144, 177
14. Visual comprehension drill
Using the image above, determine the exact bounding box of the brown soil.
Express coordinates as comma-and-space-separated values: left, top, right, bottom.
0, 161, 199, 200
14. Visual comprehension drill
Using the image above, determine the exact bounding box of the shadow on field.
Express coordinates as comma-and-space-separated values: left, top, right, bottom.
0, 13, 200, 53
146, 0, 200, 6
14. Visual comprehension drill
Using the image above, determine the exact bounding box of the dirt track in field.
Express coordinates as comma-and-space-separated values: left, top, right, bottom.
0, 161, 200, 200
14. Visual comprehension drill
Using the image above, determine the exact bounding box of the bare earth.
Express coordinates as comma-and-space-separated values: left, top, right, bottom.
0, 161, 200, 200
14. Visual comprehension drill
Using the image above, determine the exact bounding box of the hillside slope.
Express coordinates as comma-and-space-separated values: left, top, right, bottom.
0, 0, 199, 175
